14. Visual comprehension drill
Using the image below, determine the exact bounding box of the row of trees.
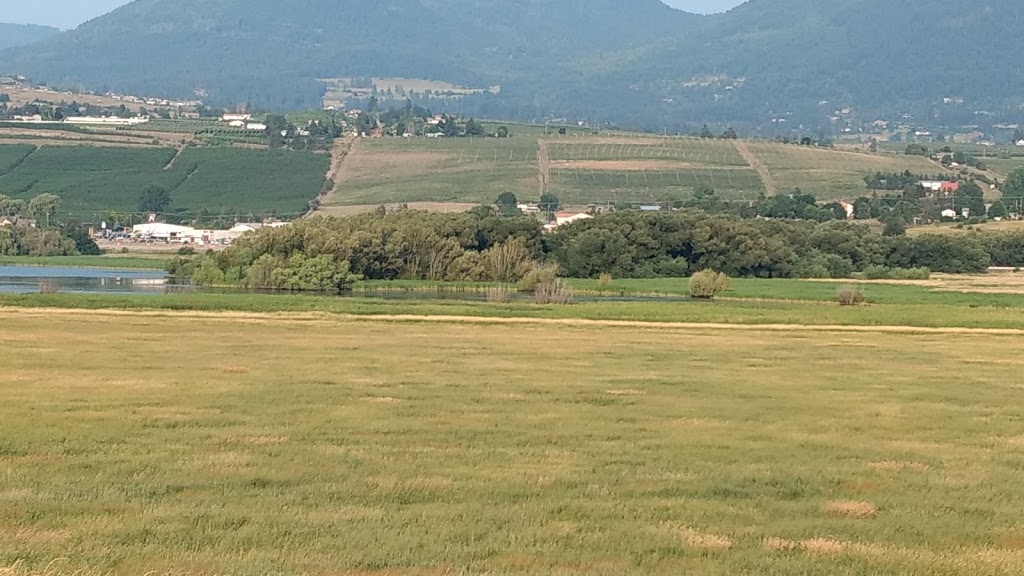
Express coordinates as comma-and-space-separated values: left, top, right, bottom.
0, 192, 62, 227
174, 209, 1024, 292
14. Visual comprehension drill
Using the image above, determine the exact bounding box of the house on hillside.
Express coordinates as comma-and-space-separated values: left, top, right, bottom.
1017, 139, 1024, 147
0, 216, 37, 228
245, 123, 267, 131
839, 201, 855, 220
941, 209, 958, 220
222, 113, 252, 122
940, 182, 960, 194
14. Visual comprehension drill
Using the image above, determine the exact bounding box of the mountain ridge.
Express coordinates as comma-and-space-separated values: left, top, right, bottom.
3, 0, 1023, 133
0, 23, 61, 51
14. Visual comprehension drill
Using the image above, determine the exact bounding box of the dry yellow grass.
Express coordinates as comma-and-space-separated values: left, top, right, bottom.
823, 500, 878, 519
3, 308, 1024, 575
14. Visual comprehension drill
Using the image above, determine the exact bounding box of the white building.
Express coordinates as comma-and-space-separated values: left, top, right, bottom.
65, 116, 150, 126
554, 212, 594, 227
133, 222, 194, 241
229, 223, 264, 234
1017, 140, 1024, 147
941, 209, 958, 220
245, 123, 267, 131
222, 113, 252, 122
228, 120, 245, 128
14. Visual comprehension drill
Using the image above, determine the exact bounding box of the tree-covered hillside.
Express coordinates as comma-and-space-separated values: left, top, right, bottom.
2, 0, 1023, 132
0, 23, 60, 51
0, 0, 692, 110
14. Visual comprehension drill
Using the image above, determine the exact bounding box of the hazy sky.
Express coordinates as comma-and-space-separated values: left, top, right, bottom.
4, 0, 747, 29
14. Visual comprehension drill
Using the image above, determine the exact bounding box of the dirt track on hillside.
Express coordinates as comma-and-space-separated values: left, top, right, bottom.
734, 139, 776, 194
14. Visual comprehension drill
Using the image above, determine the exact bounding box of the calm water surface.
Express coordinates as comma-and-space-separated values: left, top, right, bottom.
0, 265, 176, 294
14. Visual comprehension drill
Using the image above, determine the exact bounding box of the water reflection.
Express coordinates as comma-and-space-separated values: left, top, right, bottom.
0, 266, 179, 294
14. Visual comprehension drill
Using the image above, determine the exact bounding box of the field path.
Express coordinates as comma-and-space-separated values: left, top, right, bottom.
537, 138, 550, 195
163, 146, 185, 171
5, 307, 1024, 336
734, 139, 776, 195
318, 135, 357, 208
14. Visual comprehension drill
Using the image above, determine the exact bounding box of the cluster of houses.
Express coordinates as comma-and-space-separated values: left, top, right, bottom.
108, 220, 290, 246
220, 113, 267, 132
8, 114, 150, 126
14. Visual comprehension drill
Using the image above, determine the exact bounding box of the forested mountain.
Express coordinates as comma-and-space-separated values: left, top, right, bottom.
0, 23, 59, 51
2, 0, 1023, 132
0, 0, 692, 110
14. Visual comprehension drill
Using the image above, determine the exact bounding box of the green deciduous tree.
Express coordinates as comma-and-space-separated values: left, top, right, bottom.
139, 184, 172, 214
28, 193, 61, 228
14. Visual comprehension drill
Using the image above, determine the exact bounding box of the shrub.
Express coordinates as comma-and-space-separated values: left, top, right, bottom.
37, 280, 59, 294
516, 262, 559, 291
485, 285, 511, 303
535, 280, 573, 304
837, 284, 866, 306
688, 270, 731, 299
597, 273, 613, 288
177, 246, 197, 256
862, 265, 931, 280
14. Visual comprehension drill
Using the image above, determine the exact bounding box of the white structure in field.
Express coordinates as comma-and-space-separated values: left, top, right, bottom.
554, 212, 594, 227
245, 123, 267, 131
64, 116, 150, 126
222, 113, 252, 122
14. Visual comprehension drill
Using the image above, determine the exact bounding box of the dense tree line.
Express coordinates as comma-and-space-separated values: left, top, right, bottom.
176, 208, 1024, 292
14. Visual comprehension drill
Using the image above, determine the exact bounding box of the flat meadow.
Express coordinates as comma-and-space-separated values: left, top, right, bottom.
2, 306, 1024, 576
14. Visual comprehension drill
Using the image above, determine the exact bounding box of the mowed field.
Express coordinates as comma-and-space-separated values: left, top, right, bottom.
324, 131, 952, 210
3, 308, 1024, 575
0, 144, 329, 217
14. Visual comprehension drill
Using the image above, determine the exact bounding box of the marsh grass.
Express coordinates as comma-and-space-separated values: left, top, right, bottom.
3, 310, 1024, 575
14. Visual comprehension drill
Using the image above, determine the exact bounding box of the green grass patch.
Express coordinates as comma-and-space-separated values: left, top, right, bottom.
0, 144, 329, 218
4, 290, 1024, 329
0, 255, 167, 269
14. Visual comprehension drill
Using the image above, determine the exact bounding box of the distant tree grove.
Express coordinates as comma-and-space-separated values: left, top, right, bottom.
168, 209, 1024, 292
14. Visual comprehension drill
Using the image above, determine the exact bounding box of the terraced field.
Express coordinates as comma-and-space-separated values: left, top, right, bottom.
324, 132, 955, 210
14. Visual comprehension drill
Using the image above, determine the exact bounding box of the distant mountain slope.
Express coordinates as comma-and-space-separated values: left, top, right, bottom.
0, 0, 694, 109
2, 0, 1023, 132
588, 0, 1024, 129
0, 23, 60, 51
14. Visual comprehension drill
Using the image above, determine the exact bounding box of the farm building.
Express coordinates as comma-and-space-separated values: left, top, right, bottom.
133, 222, 192, 240
554, 212, 594, 227
222, 113, 252, 122
245, 123, 267, 131
64, 116, 150, 126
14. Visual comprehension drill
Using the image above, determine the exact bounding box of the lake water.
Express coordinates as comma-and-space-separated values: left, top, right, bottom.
0, 265, 687, 302
0, 265, 176, 294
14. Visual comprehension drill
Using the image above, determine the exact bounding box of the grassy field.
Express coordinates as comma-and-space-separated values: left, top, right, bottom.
0, 255, 166, 269
746, 143, 946, 199
322, 135, 540, 207
3, 306, 1024, 575
0, 144, 329, 217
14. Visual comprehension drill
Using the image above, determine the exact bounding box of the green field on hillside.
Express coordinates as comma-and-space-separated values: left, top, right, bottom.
0, 144, 329, 217
749, 143, 946, 198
